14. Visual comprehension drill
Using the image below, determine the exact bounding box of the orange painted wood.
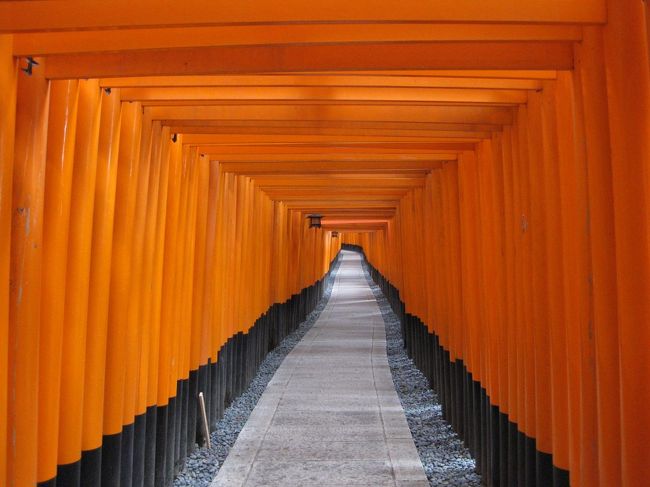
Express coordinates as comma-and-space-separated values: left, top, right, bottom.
43, 42, 574, 80
12, 24, 582, 57
517, 104, 537, 440
0, 0, 605, 33
58, 79, 102, 466
570, 30, 609, 486
190, 154, 210, 371
8, 57, 49, 487
145, 128, 173, 408
0, 35, 17, 487
135, 123, 166, 415
2, 4, 650, 485
82, 88, 122, 452
541, 80, 570, 471
554, 70, 595, 485
603, 2, 650, 484
500, 126, 518, 422
104, 102, 143, 434
121, 115, 154, 427
37, 79, 79, 481
527, 91, 554, 455
150, 104, 512, 126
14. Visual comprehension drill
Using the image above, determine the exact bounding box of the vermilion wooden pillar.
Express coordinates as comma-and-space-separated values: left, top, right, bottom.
0, 35, 17, 487
603, 1, 650, 485
8, 56, 50, 487
102, 101, 142, 487
57, 79, 102, 486
81, 86, 122, 485
37, 79, 79, 485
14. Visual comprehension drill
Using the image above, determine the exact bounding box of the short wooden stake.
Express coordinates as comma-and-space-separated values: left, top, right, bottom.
198, 392, 211, 448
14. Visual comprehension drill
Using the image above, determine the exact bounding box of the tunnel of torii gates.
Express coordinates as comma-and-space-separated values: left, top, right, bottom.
0, 1, 649, 486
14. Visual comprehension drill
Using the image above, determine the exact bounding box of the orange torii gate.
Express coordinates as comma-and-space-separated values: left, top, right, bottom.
0, 1, 649, 486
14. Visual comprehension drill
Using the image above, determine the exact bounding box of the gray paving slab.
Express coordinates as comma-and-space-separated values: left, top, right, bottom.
211, 251, 428, 487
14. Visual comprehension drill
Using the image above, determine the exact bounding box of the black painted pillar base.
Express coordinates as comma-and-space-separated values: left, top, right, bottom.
42, 252, 346, 487
355, 249, 572, 487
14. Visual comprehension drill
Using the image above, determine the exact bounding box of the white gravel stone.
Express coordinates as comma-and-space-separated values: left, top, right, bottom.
362, 257, 482, 487
173, 259, 342, 487
175, 252, 482, 487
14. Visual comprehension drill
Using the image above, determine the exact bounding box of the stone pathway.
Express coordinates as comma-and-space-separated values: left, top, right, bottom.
211, 250, 429, 486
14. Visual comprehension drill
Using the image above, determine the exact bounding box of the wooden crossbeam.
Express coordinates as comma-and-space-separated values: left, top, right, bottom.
0, 0, 605, 32
152, 104, 513, 125
13, 24, 582, 56
43, 42, 574, 79
101, 74, 547, 90
120, 86, 528, 105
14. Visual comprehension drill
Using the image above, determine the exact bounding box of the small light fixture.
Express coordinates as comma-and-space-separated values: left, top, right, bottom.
332, 231, 339, 238
307, 214, 322, 228
171, 133, 178, 143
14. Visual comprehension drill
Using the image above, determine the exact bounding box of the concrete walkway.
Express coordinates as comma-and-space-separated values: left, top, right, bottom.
212, 251, 429, 486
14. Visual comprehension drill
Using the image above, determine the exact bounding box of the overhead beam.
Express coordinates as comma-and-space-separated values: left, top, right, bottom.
313, 211, 396, 219
120, 86, 528, 105
317, 208, 397, 213
255, 180, 426, 189
214, 154, 455, 163
150, 104, 513, 125
298, 70, 559, 79
323, 225, 388, 232
331, 229, 383, 234
296, 207, 398, 213
283, 201, 399, 208
13, 24, 582, 56
322, 219, 389, 225
195, 143, 476, 154
323, 220, 389, 225
165, 119, 501, 133
101, 75, 545, 90
255, 173, 426, 180
0, 0, 606, 32
171, 126, 493, 139
219, 160, 444, 173
120, 86, 527, 105
181, 134, 482, 145
263, 191, 409, 200
43, 42, 574, 79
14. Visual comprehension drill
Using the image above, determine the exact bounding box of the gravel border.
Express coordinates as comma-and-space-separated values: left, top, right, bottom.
361, 259, 482, 487
175, 252, 480, 486
173, 258, 342, 487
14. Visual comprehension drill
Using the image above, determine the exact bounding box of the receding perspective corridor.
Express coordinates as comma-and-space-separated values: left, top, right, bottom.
1, 2, 650, 487
213, 250, 429, 486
